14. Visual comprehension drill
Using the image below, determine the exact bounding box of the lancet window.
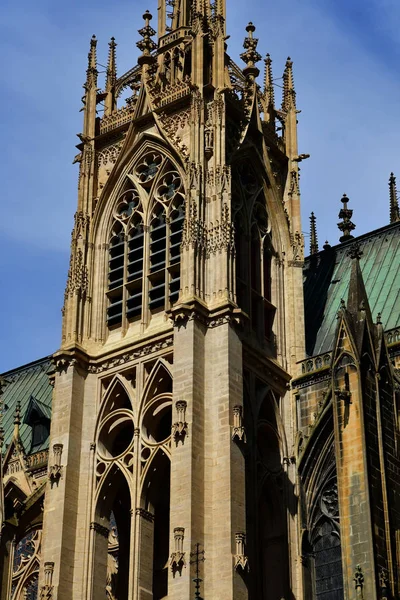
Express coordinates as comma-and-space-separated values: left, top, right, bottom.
309, 475, 344, 600
107, 152, 185, 329
234, 164, 275, 341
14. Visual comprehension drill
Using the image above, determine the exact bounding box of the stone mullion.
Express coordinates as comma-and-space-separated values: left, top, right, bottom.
141, 225, 150, 331
95, 242, 109, 344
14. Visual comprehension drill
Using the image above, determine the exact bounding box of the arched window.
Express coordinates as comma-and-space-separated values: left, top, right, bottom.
310, 479, 344, 600
93, 362, 173, 599
106, 152, 185, 330
233, 162, 275, 342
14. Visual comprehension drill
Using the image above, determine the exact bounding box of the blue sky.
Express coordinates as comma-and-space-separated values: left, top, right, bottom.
1, 0, 399, 371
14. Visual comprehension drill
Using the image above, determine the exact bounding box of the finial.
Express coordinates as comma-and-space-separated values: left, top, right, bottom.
338, 193, 356, 243
347, 241, 363, 261
264, 54, 275, 108
240, 22, 262, 79
137, 10, 157, 66
106, 37, 117, 89
323, 240, 331, 250
282, 57, 296, 111
309, 212, 319, 255
376, 312, 382, 325
85, 34, 98, 90
389, 172, 400, 223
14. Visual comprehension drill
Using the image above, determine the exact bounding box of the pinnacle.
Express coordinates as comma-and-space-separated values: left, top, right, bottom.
338, 193, 356, 243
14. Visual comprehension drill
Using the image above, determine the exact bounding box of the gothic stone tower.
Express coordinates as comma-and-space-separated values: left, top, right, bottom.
40, 1, 306, 598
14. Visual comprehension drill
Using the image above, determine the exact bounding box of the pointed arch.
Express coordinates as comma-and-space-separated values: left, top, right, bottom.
233, 158, 276, 343
93, 464, 132, 600
92, 134, 187, 336
139, 447, 171, 599
97, 376, 134, 429
141, 359, 173, 411
93, 134, 186, 242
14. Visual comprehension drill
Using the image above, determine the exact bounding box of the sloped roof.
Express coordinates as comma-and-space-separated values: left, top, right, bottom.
1, 357, 53, 455
304, 221, 400, 356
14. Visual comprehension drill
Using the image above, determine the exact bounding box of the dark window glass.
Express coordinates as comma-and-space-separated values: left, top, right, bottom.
314, 521, 344, 600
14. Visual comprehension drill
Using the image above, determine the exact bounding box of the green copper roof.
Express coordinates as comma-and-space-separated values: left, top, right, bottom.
1, 357, 53, 455
304, 222, 400, 356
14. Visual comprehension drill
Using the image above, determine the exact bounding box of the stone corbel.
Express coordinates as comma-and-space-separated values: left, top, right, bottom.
48, 444, 63, 487
40, 561, 55, 600
234, 532, 249, 573
232, 406, 246, 443
170, 527, 186, 577
172, 401, 188, 445
90, 521, 109, 539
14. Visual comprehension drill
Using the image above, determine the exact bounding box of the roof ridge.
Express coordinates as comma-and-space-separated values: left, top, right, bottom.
305, 220, 400, 261
0, 356, 53, 378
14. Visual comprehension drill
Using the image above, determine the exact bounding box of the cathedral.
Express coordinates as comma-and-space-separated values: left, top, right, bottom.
1, 1, 400, 599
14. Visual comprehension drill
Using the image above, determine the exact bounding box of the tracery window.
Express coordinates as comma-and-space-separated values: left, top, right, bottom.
94, 362, 173, 599
11, 530, 41, 600
107, 152, 185, 329
234, 163, 275, 341
311, 479, 344, 600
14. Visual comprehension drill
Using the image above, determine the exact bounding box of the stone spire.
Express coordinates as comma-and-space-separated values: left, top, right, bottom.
137, 11, 157, 67
346, 242, 373, 329
282, 57, 296, 111
310, 212, 319, 255
85, 35, 98, 91
104, 37, 117, 116
82, 35, 98, 139
240, 22, 262, 79
338, 193, 356, 243
389, 172, 400, 223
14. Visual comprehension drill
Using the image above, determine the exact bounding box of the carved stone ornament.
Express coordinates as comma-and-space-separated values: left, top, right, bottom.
170, 527, 186, 577
87, 337, 173, 373
234, 532, 249, 573
379, 567, 389, 598
40, 562, 55, 600
172, 401, 188, 445
354, 564, 364, 597
232, 405, 246, 443
135, 507, 155, 523
48, 444, 63, 487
